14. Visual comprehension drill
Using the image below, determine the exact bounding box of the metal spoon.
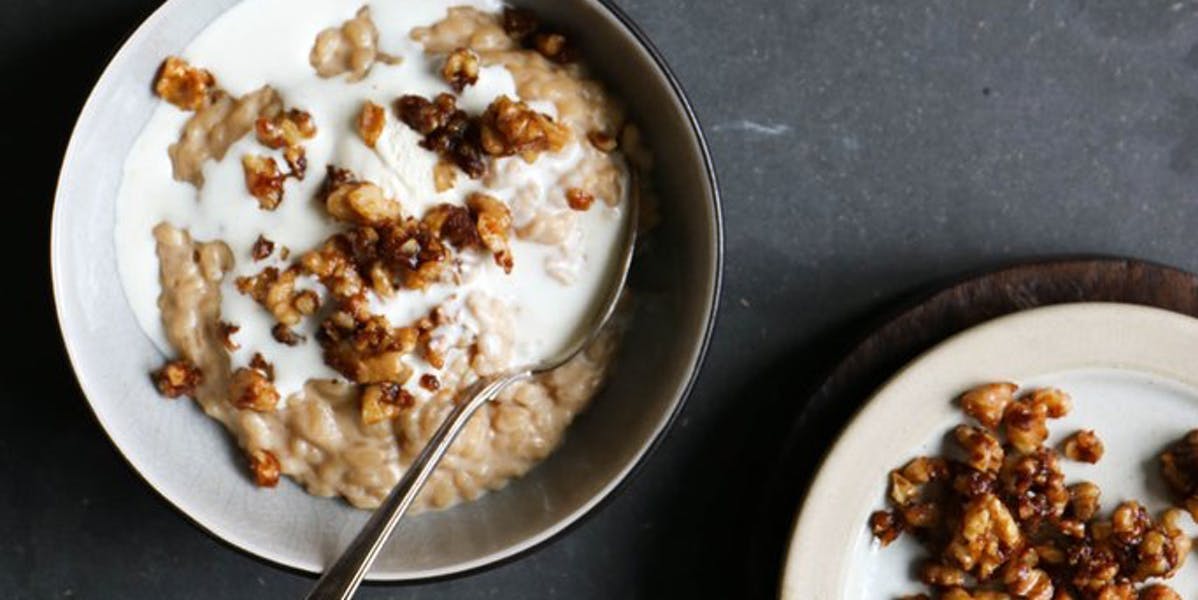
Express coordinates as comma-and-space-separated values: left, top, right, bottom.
305, 178, 638, 600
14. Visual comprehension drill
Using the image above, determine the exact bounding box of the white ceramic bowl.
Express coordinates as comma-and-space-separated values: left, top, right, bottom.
51, 0, 721, 580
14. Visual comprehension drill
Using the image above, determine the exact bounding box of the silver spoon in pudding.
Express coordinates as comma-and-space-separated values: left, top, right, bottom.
305, 175, 639, 600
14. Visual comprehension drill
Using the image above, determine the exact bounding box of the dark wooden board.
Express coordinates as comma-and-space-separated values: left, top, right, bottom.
756, 257, 1198, 590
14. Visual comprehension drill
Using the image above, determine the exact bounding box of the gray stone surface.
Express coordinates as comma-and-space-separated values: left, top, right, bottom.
8, 0, 1198, 597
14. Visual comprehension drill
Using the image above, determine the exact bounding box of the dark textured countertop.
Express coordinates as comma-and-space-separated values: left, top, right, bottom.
9, 0, 1198, 597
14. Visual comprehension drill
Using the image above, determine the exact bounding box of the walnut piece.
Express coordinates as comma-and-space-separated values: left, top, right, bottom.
441, 48, 480, 93
357, 101, 386, 148
960, 382, 1016, 430
248, 449, 281, 487
151, 359, 202, 398
869, 510, 903, 546
1063, 430, 1104, 464
323, 178, 401, 225
396, 93, 487, 178
479, 95, 570, 162
242, 155, 284, 210
154, 56, 215, 111
954, 424, 1004, 473
255, 109, 317, 150
433, 160, 457, 192
566, 188, 595, 211
230, 366, 279, 412
360, 382, 413, 425
945, 493, 1022, 580
251, 234, 275, 260
467, 193, 513, 273
235, 266, 317, 326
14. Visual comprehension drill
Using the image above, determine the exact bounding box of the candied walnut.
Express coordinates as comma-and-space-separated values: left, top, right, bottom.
283, 146, 307, 179
945, 493, 1022, 580
1141, 584, 1182, 600
1030, 388, 1071, 418
1062, 430, 1104, 464
248, 449, 280, 487
433, 160, 457, 192
357, 101, 386, 148
533, 32, 577, 63
953, 425, 1004, 473
309, 7, 399, 81
442, 48, 480, 93
230, 366, 279, 412
251, 234, 275, 261
1002, 547, 1053, 600
920, 561, 967, 587
566, 187, 595, 211
479, 95, 569, 162
420, 373, 440, 391
255, 108, 317, 150
587, 130, 618, 152
952, 468, 997, 499
170, 85, 281, 186
293, 290, 319, 315
501, 7, 540, 41
218, 321, 241, 351
153, 56, 215, 111
248, 353, 275, 382
960, 382, 1016, 430
869, 510, 903, 546
1003, 397, 1049, 454
318, 302, 418, 384
467, 193, 514, 272
1160, 429, 1198, 519
360, 382, 413, 425
396, 93, 488, 178
423, 203, 481, 248
242, 155, 284, 210
1067, 481, 1101, 521
235, 266, 312, 326
890, 456, 950, 505
1000, 448, 1068, 527
324, 178, 401, 225
271, 323, 305, 346
151, 359, 202, 398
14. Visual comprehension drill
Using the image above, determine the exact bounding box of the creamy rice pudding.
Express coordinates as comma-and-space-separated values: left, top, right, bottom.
116, 0, 651, 511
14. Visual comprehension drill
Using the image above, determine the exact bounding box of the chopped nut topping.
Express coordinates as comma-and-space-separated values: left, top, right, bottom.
419, 373, 440, 391
396, 93, 487, 178
587, 130, 618, 153
219, 321, 241, 351
322, 173, 401, 225
566, 188, 595, 211
499, 7, 576, 63
283, 146, 307, 179
1141, 585, 1183, 600
230, 366, 279, 412
1160, 429, 1198, 520
872, 383, 1193, 598
869, 510, 903, 547
248, 449, 281, 487
479, 95, 570, 162
357, 101, 386, 148
532, 32, 577, 63
360, 382, 410, 425
441, 48, 480, 93
960, 382, 1016, 430
242, 155, 285, 210
251, 235, 275, 261
1063, 430, 1105, 464
318, 299, 417, 384
255, 109, 317, 149
154, 56, 215, 111
467, 193, 513, 272
248, 352, 275, 382
235, 266, 313, 326
151, 359, 202, 398
271, 323, 305, 346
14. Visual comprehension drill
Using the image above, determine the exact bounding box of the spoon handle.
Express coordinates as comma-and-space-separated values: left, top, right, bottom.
305, 370, 529, 600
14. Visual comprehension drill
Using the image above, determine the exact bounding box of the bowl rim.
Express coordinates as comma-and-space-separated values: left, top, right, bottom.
49, 0, 723, 582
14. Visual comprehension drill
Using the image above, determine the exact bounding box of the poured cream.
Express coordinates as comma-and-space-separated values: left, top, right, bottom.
115, 0, 628, 398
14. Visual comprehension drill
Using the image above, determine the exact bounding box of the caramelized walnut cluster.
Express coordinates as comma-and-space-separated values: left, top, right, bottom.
151, 359, 202, 398
153, 56, 216, 111
357, 101, 386, 148
241, 109, 317, 210
234, 266, 320, 327
441, 47, 480, 93
395, 93, 568, 179
872, 383, 1186, 599
500, 7, 578, 64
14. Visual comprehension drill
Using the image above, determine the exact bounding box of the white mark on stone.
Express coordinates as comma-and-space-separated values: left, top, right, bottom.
712, 119, 792, 136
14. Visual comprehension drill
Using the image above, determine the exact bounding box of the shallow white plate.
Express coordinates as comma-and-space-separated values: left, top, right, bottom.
780, 302, 1198, 599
